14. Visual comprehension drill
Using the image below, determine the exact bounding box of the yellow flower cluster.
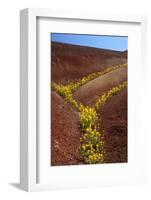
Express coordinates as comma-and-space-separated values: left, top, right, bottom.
51, 82, 79, 109
95, 81, 127, 110
87, 153, 103, 164
80, 106, 98, 131
80, 127, 104, 164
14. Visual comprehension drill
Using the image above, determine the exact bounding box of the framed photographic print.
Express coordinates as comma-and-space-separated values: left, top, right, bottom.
20, 8, 147, 191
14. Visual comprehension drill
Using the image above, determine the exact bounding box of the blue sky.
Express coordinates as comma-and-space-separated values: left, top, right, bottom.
51, 33, 128, 51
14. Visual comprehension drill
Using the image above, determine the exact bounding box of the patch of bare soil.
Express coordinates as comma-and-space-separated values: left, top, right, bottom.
51, 42, 127, 84
74, 66, 127, 106
98, 88, 127, 163
51, 91, 82, 166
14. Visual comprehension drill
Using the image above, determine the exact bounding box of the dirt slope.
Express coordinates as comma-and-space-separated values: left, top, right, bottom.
51, 91, 82, 166
51, 42, 127, 84
99, 88, 127, 163
74, 66, 127, 106
51, 42, 128, 165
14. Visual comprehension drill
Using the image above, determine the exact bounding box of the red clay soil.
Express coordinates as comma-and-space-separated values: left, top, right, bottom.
51, 42, 128, 165
51, 91, 82, 166
74, 66, 127, 106
98, 88, 127, 163
51, 42, 127, 84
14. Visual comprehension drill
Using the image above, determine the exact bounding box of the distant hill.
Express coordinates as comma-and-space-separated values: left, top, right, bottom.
51, 42, 127, 84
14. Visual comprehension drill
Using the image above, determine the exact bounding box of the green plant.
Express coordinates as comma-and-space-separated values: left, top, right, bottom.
79, 106, 98, 131
80, 127, 104, 164
95, 81, 127, 110
51, 82, 79, 109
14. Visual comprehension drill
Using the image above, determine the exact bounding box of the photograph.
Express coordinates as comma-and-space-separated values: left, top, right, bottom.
51, 33, 128, 166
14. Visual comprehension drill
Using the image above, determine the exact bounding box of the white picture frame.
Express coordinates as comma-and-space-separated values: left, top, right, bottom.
20, 8, 147, 192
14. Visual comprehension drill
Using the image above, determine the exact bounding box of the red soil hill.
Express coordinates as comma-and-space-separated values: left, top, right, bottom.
51, 42, 127, 84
